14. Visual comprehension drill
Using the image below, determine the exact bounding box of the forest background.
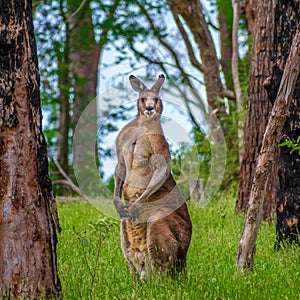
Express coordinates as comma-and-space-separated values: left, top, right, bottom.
32, 0, 300, 242
34, 0, 246, 202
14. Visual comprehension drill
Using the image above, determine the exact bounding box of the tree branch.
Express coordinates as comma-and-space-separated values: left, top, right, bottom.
172, 12, 205, 72
134, 1, 190, 76
52, 158, 84, 196
222, 89, 236, 100
67, 0, 88, 23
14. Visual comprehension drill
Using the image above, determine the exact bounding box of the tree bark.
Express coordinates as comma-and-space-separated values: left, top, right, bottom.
266, 0, 300, 248
236, 0, 278, 220
0, 0, 61, 297
236, 28, 300, 270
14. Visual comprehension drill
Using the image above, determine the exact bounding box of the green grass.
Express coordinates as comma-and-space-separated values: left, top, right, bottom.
57, 187, 300, 300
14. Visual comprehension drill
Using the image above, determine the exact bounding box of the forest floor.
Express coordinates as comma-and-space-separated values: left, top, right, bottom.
57, 185, 300, 300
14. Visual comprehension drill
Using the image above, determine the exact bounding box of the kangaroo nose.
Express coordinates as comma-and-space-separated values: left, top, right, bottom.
146, 106, 154, 111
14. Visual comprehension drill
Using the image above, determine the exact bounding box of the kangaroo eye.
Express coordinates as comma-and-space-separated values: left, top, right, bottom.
140, 98, 145, 103
154, 98, 159, 103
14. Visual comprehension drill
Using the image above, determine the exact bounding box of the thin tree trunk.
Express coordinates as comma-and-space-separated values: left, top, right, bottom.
236, 28, 300, 270
232, 0, 243, 164
0, 0, 61, 297
236, 0, 278, 220
56, 63, 71, 178
56, 1, 71, 186
217, 0, 234, 91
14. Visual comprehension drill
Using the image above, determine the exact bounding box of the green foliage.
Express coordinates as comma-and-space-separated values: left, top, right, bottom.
279, 135, 300, 156
57, 188, 300, 299
172, 129, 211, 179
225, 101, 242, 182
106, 175, 115, 194
170, 127, 211, 199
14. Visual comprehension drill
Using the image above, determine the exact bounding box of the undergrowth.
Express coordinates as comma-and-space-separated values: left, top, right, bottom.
57, 187, 300, 299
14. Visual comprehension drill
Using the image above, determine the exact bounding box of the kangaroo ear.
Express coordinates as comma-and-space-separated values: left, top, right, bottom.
129, 75, 148, 92
151, 74, 165, 91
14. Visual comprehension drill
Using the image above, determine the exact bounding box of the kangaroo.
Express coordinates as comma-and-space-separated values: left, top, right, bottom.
113, 74, 192, 281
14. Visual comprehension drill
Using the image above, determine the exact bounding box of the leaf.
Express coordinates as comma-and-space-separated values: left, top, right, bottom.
279, 140, 294, 148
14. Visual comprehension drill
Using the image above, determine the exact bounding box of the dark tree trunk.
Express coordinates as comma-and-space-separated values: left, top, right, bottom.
237, 27, 300, 270
217, 0, 234, 91
236, 0, 279, 220
56, 59, 71, 179
266, 0, 300, 247
0, 0, 61, 298
56, 7, 71, 187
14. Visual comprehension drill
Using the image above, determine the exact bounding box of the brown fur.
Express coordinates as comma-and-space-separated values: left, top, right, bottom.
114, 75, 192, 280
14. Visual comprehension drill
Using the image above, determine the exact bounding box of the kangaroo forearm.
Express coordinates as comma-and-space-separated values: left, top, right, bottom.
113, 177, 123, 200
135, 167, 168, 203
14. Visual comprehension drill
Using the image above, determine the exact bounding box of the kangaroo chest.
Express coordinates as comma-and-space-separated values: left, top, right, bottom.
125, 135, 151, 172
120, 124, 166, 180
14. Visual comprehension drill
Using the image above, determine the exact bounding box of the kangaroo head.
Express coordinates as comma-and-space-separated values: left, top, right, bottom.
129, 74, 165, 119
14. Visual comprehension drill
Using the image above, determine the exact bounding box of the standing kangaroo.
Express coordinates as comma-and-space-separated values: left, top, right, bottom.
113, 74, 192, 280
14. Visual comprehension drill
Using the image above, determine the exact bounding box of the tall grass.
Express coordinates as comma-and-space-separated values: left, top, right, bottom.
57, 187, 300, 299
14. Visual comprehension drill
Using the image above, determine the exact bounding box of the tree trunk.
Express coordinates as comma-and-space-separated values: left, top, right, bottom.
56, 4, 71, 189
56, 56, 71, 178
242, 0, 258, 35
66, 0, 100, 193
217, 0, 234, 91
232, 0, 243, 164
236, 0, 278, 220
236, 28, 300, 270
0, 0, 61, 297
266, 0, 300, 248
69, 0, 100, 126
69, 0, 120, 195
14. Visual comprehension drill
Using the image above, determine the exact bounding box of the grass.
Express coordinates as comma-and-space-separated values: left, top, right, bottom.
57, 186, 300, 300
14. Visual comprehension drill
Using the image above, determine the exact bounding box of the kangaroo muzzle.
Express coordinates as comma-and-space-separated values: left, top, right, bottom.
144, 99, 156, 116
